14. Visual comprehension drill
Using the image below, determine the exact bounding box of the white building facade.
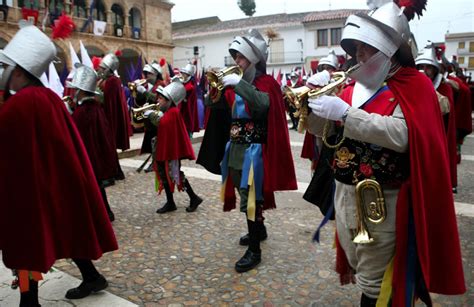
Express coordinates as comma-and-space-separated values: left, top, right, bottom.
445, 32, 474, 77
172, 9, 364, 75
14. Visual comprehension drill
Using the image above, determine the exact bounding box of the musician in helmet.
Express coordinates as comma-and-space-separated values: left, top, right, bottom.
416, 43, 458, 193
317, 49, 339, 73
0, 24, 118, 305
285, 70, 302, 130
97, 52, 131, 180
179, 63, 200, 137
301, 50, 341, 171
135, 62, 166, 173
198, 28, 297, 273
67, 63, 117, 222
305, 1, 465, 305
142, 79, 203, 213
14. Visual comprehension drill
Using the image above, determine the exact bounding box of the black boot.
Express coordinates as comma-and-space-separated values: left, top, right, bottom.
183, 178, 203, 212
156, 182, 177, 214
235, 220, 262, 273
239, 223, 267, 246
360, 293, 377, 307
65, 275, 108, 299
20, 280, 40, 307
67, 259, 108, 299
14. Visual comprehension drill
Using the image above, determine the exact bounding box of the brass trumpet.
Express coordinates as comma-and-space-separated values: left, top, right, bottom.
206, 66, 243, 102
131, 103, 159, 122
283, 72, 347, 133
128, 79, 147, 98
353, 179, 386, 244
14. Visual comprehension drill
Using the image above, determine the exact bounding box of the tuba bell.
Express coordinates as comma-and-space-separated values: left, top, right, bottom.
283, 71, 347, 133
206, 66, 243, 103
353, 179, 386, 244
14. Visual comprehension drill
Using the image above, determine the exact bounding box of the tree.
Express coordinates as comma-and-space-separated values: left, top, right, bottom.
238, 0, 256, 17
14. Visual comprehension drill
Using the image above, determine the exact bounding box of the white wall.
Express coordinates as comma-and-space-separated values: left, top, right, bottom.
173, 18, 349, 75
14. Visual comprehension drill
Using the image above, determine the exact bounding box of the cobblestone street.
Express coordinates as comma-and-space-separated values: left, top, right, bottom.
48, 130, 474, 306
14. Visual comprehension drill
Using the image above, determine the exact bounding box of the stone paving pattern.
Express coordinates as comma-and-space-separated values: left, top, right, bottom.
52, 130, 473, 306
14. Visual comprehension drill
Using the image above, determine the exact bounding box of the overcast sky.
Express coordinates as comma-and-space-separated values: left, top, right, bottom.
171, 0, 474, 48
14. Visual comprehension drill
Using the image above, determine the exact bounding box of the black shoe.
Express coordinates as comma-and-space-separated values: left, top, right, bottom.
452, 187, 458, 194
235, 249, 261, 273
65, 275, 108, 299
186, 196, 203, 212
115, 171, 125, 181
239, 225, 268, 246
156, 202, 177, 214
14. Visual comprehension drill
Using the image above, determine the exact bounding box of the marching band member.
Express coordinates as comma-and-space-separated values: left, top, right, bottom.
198, 29, 297, 273
144, 79, 203, 213
305, 1, 465, 305
0, 24, 117, 305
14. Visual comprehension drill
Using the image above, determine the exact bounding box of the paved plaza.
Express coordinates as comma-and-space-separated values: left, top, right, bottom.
1, 129, 473, 306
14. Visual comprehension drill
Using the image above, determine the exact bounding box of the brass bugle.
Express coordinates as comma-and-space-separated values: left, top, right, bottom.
128, 79, 147, 97
131, 103, 159, 122
206, 65, 243, 102
283, 72, 347, 133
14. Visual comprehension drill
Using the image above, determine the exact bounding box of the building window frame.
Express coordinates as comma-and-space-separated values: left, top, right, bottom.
469, 42, 474, 53
468, 56, 474, 68
330, 27, 342, 46
316, 29, 328, 47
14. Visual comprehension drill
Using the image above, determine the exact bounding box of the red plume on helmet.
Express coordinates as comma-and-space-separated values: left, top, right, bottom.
395, 0, 427, 20
435, 44, 446, 61
51, 14, 76, 40
92, 56, 102, 70
114, 50, 123, 57
159, 57, 166, 67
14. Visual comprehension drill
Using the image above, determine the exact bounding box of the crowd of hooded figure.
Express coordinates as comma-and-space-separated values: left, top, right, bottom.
0, 0, 471, 306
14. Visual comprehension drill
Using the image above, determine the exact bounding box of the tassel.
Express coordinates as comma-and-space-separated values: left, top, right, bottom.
92, 56, 102, 70
51, 14, 75, 40
395, 0, 427, 20
115, 50, 123, 57
159, 57, 166, 67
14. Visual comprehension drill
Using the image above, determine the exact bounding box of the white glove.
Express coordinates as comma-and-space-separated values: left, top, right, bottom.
307, 95, 350, 121
307, 70, 331, 87
222, 74, 242, 88
137, 85, 147, 94
143, 110, 154, 118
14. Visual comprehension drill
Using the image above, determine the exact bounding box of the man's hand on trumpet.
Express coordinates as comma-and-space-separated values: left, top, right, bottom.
222, 73, 242, 88
308, 95, 349, 121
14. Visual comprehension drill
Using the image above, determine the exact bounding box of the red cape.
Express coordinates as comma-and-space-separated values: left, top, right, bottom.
390, 68, 465, 302
223, 75, 298, 210
437, 82, 458, 187
0, 87, 118, 273
155, 106, 195, 162
102, 75, 131, 150
179, 80, 200, 133
72, 98, 118, 180
257, 74, 298, 202
301, 131, 316, 160
449, 75, 473, 139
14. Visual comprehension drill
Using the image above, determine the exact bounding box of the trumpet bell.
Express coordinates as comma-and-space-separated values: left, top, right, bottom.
206, 66, 243, 102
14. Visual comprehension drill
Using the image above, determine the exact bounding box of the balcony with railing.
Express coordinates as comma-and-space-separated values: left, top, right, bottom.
2, 6, 144, 41
224, 51, 303, 67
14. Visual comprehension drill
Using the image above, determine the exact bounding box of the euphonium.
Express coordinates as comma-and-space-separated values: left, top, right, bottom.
283, 72, 347, 133
206, 66, 243, 102
131, 103, 159, 122
353, 179, 386, 244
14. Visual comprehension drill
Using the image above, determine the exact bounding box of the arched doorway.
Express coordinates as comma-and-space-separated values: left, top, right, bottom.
119, 48, 141, 84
